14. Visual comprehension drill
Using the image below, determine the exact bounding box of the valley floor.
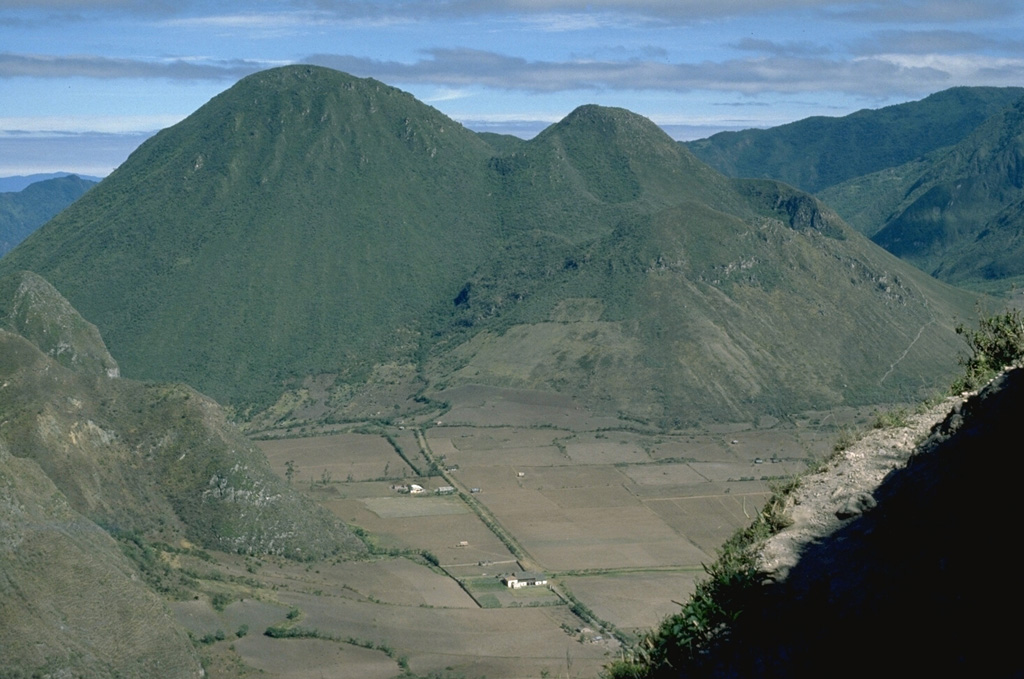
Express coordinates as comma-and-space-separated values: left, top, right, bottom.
168, 387, 891, 679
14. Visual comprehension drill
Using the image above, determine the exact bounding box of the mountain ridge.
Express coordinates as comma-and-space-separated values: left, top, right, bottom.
0, 65, 985, 427
0, 174, 95, 256
684, 86, 1024, 194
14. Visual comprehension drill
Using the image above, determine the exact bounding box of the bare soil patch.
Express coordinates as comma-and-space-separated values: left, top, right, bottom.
232, 636, 397, 679
258, 433, 412, 483
563, 571, 703, 632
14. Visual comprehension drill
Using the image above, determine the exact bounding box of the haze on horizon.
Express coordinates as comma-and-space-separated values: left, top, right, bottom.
2, 0, 1023, 177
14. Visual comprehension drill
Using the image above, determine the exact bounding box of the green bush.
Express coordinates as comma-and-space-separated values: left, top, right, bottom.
211, 592, 232, 611
953, 309, 1024, 391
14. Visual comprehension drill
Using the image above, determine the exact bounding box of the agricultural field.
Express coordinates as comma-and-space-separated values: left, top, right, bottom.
238, 386, 850, 678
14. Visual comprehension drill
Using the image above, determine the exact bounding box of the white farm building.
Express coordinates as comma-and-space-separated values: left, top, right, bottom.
501, 572, 548, 589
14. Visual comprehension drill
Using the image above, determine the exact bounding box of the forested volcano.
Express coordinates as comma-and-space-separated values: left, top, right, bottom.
0, 66, 982, 427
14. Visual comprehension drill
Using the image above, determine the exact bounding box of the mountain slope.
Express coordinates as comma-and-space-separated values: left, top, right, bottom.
865, 97, 1024, 292
0, 268, 367, 676
0, 440, 203, 679
685, 86, 1024, 193
435, 172, 979, 425
615, 367, 1024, 677
0, 270, 363, 558
0, 174, 95, 255
1, 66, 503, 413
0, 66, 984, 426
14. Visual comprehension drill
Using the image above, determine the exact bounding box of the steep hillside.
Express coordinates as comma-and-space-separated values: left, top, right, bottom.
0, 268, 368, 676
686, 86, 1024, 193
864, 97, 1024, 292
0, 174, 95, 255
434, 177, 980, 424
0, 66, 983, 427
0, 270, 363, 558
0, 270, 119, 377
611, 366, 1024, 677
0, 440, 203, 679
1, 66, 502, 413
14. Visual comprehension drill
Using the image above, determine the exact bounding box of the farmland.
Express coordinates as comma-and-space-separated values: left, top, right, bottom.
189, 386, 855, 677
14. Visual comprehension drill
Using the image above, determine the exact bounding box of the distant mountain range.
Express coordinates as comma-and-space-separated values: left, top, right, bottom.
686, 86, 1024, 195
0, 172, 103, 193
825, 97, 1024, 293
0, 174, 96, 256
687, 86, 1024, 294
0, 66, 982, 428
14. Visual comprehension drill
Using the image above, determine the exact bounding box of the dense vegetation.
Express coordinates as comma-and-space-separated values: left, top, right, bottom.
0, 66, 982, 428
685, 86, 1024, 194
866, 98, 1024, 292
686, 86, 1024, 295
0, 174, 94, 255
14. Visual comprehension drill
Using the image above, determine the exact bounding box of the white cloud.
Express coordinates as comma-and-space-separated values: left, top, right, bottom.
422, 87, 474, 102
5, 0, 1015, 25
0, 114, 182, 134
307, 47, 1023, 99
0, 52, 269, 79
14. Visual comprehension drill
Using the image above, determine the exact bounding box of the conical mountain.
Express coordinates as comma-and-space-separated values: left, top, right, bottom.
1, 66, 502, 413
0, 66, 983, 426
435, 105, 981, 424
868, 97, 1024, 291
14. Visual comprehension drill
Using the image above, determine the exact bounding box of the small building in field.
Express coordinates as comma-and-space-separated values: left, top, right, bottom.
501, 571, 548, 589
409, 483, 425, 494
436, 485, 456, 495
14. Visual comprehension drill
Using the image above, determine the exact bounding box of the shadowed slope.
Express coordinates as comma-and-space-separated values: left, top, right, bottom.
870, 97, 1024, 291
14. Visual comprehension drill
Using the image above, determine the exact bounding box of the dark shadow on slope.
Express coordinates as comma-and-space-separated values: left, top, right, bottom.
685, 368, 1024, 678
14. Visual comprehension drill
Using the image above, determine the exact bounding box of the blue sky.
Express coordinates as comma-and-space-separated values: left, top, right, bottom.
2, 0, 1023, 177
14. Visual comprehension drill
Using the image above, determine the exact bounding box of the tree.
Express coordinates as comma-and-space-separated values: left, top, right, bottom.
954, 309, 1024, 390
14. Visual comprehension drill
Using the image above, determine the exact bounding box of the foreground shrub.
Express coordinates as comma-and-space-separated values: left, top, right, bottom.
953, 309, 1024, 391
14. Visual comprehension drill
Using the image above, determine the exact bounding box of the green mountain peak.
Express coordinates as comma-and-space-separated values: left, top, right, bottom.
0, 66, 983, 426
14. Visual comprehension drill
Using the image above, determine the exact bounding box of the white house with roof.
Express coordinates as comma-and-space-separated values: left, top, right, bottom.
501, 571, 548, 589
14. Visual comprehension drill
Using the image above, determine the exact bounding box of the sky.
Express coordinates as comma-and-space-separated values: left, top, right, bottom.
2, 0, 1023, 177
